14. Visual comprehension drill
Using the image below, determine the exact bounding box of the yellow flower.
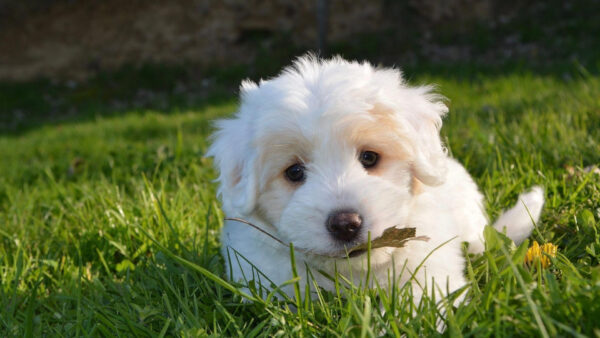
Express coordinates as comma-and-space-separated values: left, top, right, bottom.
524, 241, 557, 268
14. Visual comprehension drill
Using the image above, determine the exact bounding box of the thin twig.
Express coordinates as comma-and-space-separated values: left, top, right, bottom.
225, 217, 289, 247
224, 217, 429, 258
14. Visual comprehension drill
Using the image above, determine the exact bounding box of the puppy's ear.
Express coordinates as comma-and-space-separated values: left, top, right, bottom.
407, 86, 449, 186
206, 81, 259, 215
382, 83, 448, 186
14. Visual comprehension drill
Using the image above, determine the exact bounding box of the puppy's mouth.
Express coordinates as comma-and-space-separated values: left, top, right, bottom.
298, 242, 371, 259
225, 217, 429, 259
347, 248, 367, 258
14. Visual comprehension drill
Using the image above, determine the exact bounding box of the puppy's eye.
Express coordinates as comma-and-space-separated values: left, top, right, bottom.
359, 151, 379, 169
285, 163, 306, 182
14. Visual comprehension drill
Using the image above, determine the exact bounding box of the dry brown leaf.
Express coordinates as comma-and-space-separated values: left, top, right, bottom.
346, 227, 429, 256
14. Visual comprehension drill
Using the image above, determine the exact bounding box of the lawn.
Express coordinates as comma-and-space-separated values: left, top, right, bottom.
1, 62, 599, 336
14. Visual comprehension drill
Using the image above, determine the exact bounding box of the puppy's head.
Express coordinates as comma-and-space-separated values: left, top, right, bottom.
208, 55, 448, 257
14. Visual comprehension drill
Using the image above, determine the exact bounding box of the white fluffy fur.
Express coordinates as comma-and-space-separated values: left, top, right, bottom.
207, 55, 544, 302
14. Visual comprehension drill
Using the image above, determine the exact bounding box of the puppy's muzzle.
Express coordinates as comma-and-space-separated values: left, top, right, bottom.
326, 210, 362, 242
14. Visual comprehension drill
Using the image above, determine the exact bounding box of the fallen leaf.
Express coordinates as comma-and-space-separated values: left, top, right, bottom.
346, 227, 429, 256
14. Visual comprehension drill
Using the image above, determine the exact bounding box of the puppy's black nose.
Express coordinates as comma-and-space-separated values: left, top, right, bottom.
326, 210, 362, 242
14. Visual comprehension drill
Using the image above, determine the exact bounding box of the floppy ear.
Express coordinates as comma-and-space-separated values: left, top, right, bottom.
372, 67, 449, 185
405, 86, 449, 186
206, 81, 259, 216
377, 79, 449, 186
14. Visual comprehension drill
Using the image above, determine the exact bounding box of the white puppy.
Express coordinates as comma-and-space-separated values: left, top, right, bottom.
207, 55, 544, 302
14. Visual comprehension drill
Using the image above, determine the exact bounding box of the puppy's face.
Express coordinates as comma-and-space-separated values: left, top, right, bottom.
254, 105, 415, 256
208, 56, 448, 258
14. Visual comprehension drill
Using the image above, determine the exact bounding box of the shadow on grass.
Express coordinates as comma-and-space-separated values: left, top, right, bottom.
1, 56, 598, 137
0, 63, 240, 136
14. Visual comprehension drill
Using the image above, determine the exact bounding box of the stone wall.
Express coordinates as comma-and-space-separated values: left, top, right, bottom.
0, 0, 500, 81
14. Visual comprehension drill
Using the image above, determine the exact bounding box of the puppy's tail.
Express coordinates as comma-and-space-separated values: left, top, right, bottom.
492, 186, 544, 244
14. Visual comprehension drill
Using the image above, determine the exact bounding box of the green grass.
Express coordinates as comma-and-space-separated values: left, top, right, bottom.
1, 63, 600, 336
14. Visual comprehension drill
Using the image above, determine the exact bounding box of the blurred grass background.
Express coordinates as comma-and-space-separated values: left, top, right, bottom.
1, 0, 600, 336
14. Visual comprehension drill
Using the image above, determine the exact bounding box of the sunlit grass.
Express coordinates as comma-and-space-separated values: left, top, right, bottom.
1, 66, 599, 336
